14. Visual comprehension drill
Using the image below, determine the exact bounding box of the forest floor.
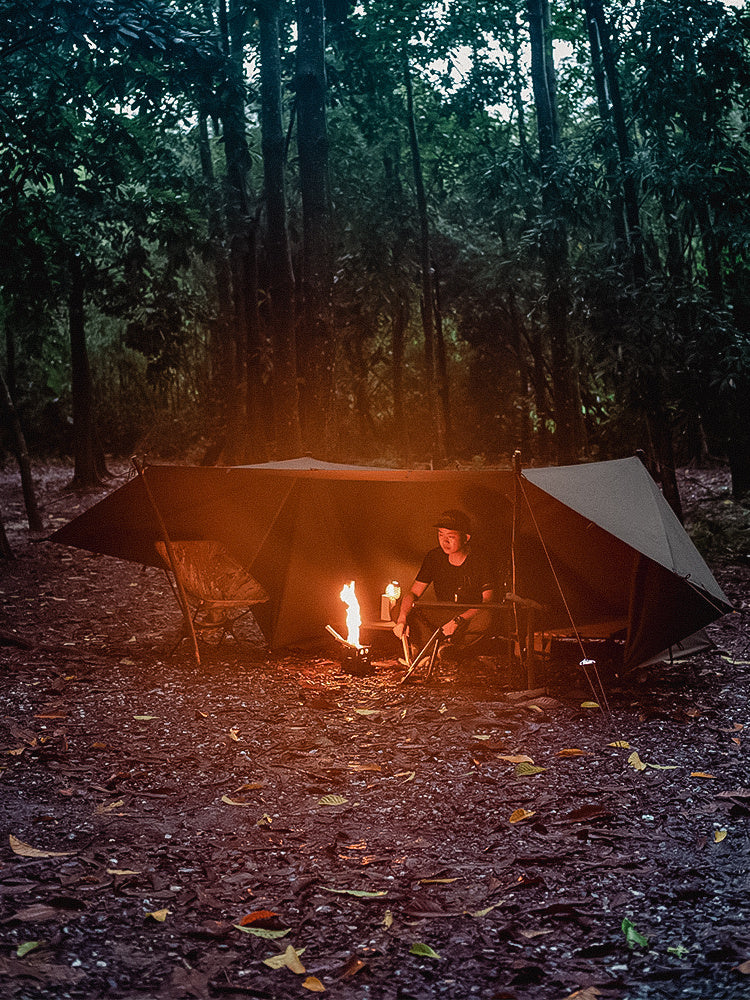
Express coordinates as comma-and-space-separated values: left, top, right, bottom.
0, 460, 749, 1000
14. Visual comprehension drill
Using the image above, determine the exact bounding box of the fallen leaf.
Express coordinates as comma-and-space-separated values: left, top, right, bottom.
238, 910, 279, 926
322, 887, 387, 898
691, 772, 717, 779
354, 709, 379, 716
10, 904, 68, 922
9, 835, 74, 859
146, 908, 171, 922
410, 942, 441, 959
628, 751, 647, 771
581, 701, 600, 709
469, 904, 499, 918
382, 909, 393, 928
348, 763, 381, 772
302, 976, 325, 992
735, 960, 750, 974
622, 917, 648, 949
263, 944, 306, 972
338, 956, 367, 979
133, 715, 156, 721
498, 754, 534, 764
714, 829, 727, 843
256, 813, 273, 826
107, 869, 141, 876
16, 941, 41, 958
557, 748, 586, 757
564, 988, 603, 999
609, 740, 631, 748
394, 770, 416, 782
419, 877, 460, 884
221, 795, 254, 807
234, 924, 289, 938
228, 728, 240, 741
509, 808, 536, 823
318, 794, 348, 806
95, 799, 125, 815
515, 762, 546, 776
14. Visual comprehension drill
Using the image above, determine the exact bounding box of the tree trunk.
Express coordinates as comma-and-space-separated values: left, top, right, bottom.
258, 0, 302, 458
403, 51, 447, 463
69, 252, 106, 489
220, 0, 266, 462
583, 0, 645, 281
295, 0, 335, 452
0, 508, 12, 558
0, 367, 43, 532
198, 106, 235, 403
526, 0, 577, 462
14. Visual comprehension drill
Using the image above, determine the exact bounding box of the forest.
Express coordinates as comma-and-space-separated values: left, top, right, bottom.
1, 0, 749, 503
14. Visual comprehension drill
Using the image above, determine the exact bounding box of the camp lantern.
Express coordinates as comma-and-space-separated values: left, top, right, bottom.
381, 580, 401, 620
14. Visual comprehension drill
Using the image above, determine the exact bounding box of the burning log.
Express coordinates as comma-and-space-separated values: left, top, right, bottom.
327, 582, 375, 676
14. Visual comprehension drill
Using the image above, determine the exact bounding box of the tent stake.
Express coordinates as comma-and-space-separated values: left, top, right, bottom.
131, 456, 201, 667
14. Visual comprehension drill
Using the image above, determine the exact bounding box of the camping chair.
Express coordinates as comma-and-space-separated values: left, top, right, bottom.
154, 540, 269, 655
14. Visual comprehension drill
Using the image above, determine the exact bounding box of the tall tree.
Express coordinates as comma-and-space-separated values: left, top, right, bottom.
526, 0, 578, 462
257, 0, 302, 457
295, 0, 335, 451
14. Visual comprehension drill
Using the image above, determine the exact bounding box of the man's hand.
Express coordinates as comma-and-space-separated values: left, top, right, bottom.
393, 621, 408, 640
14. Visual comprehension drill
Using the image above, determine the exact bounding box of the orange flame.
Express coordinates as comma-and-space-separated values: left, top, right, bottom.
340, 580, 362, 648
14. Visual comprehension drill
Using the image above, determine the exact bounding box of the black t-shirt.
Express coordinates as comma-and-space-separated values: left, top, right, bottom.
415, 546, 495, 603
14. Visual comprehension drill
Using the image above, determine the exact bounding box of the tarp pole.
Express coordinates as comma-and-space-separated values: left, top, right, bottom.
131, 457, 201, 666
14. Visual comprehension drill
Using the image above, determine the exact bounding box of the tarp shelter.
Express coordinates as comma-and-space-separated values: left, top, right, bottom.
51, 456, 731, 669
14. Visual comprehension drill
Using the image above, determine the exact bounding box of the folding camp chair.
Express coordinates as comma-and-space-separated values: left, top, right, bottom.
155, 540, 269, 655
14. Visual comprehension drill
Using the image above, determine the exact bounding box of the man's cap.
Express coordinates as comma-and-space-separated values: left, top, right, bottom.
434, 509, 472, 534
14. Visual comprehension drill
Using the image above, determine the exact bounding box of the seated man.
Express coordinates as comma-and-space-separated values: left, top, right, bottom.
393, 509, 495, 664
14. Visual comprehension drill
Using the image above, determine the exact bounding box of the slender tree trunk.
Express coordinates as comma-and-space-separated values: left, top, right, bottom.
0, 367, 43, 532
403, 51, 447, 463
69, 252, 106, 489
432, 260, 452, 453
583, 0, 645, 281
295, 0, 335, 452
220, 0, 265, 462
258, 0, 302, 457
526, 0, 577, 462
198, 106, 235, 401
0, 508, 12, 558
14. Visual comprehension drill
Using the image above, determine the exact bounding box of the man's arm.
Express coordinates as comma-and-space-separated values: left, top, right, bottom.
393, 580, 428, 639
441, 587, 494, 636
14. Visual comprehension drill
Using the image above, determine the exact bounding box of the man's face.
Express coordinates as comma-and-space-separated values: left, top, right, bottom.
437, 528, 469, 555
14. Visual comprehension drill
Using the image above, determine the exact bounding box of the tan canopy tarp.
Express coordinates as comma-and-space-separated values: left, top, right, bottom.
51, 456, 731, 668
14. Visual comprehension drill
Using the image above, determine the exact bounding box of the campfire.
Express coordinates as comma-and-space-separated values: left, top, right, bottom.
325, 581, 374, 675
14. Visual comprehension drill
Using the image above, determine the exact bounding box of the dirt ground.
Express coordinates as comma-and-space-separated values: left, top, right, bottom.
0, 460, 749, 1000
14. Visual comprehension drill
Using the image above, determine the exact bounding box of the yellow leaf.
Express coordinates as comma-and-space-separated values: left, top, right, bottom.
469, 902, 504, 917
498, 754, 534, 764
515, 762, 546, 776
382, 909, 393, 928
256, 814, 273, 826
9, 835, 74, 859
221, 795, 253, 807
691, 772, 717, 779
581, 702, 600, 709
509, 808, 536, 823
557, 748, 586, 757
419, 877, 460, 884
628, 751, 647, 771
263, 944, 306, 973
395, 771, 415, 782
318, 794, 347, 806
6, 748, 25, 756
473, 734, 491, 740
107, 869, 141, 875
302, 976, 325, 992
354, 709, 379, 716
609, 740, 631, 748
133, 715, 156, 721
95, 799, 125, 815
714, 829, 727, 843
228, 728, 240, 741
146, 908, 171, 922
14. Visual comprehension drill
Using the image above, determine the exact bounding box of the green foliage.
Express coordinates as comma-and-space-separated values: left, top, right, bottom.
1, 0, 749, 469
